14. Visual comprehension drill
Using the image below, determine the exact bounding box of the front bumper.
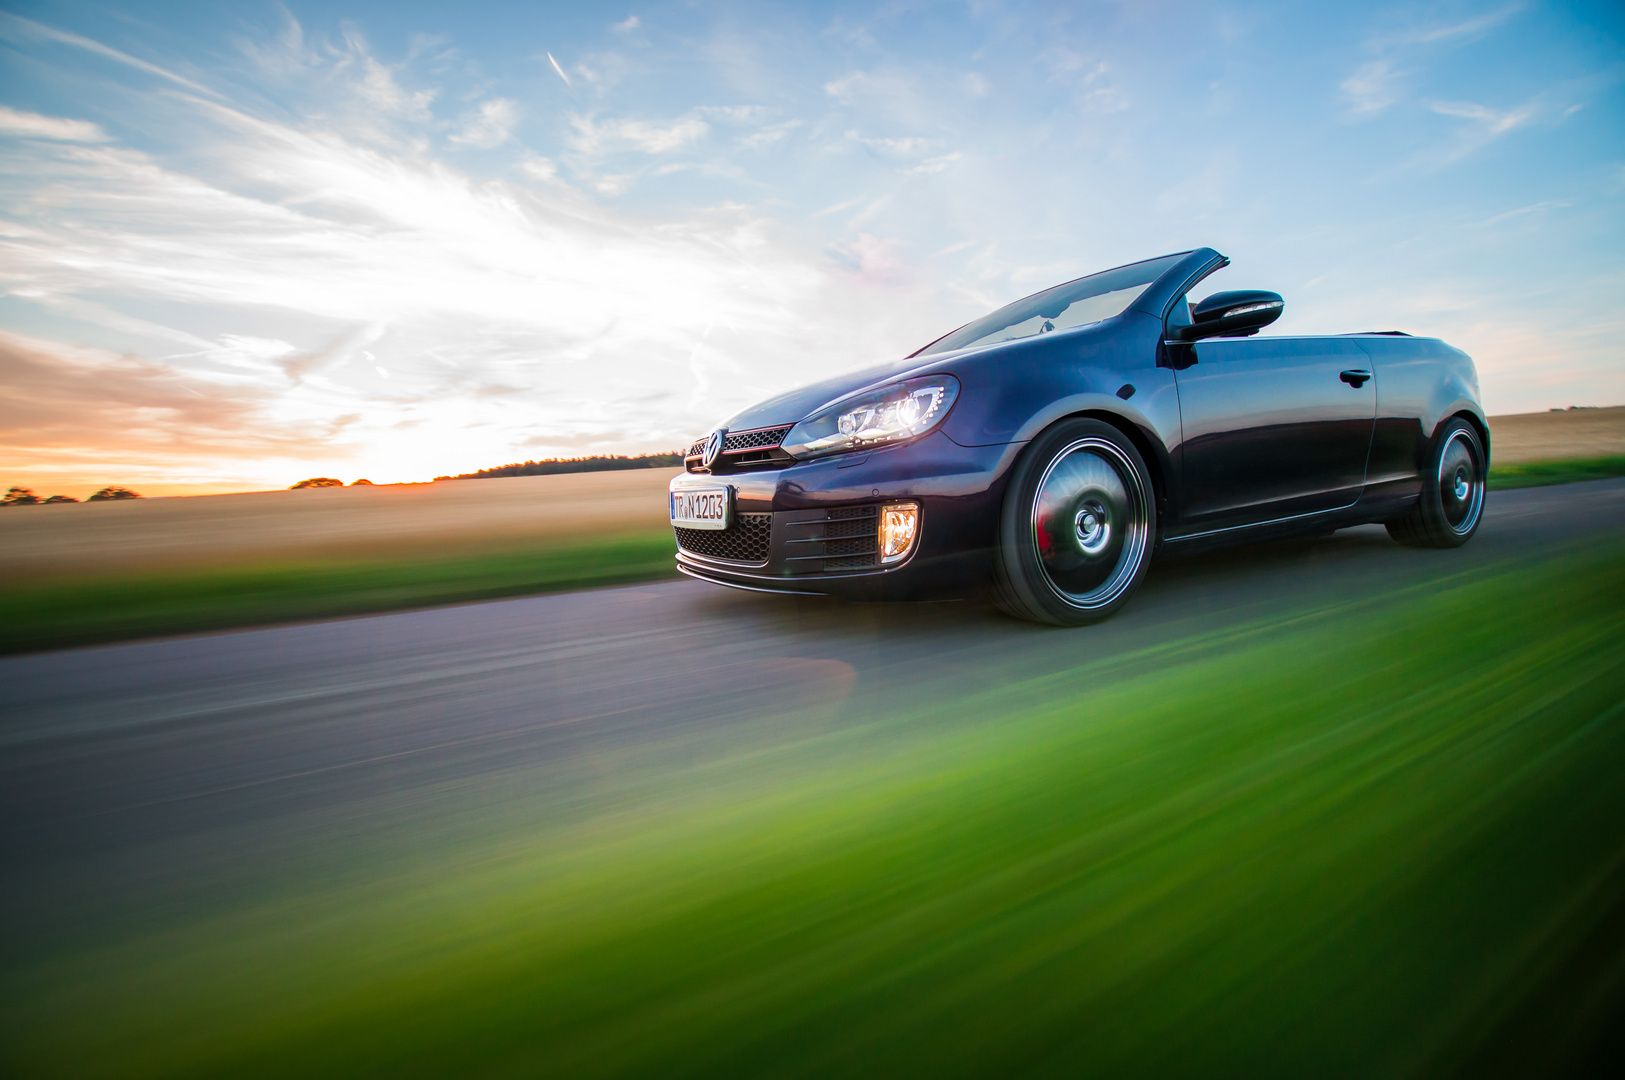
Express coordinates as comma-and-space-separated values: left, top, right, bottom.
668, 431, 1019, 600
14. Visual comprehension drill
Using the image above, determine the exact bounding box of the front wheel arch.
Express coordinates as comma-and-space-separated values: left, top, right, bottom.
1067, 409, 1169, 543
992, 417, 1159, 626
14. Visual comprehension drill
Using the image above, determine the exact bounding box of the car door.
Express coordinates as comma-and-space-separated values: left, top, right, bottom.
1171, 336, 1376, 531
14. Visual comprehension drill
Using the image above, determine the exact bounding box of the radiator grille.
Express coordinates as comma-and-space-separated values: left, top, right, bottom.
725, 426, 792, 451
675, 512, 772, 564
685, 426, 795, 471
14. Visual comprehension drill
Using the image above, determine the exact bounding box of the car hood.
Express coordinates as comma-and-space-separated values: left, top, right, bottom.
719, 354, 943, 432
719, 315, 1126, 433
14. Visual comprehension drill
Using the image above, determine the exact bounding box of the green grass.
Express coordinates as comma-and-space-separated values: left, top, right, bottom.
6, 460, 1619, 655
0, 530, 679, 655
4, 539, 1622, 1077
1488, 453, 1625, 489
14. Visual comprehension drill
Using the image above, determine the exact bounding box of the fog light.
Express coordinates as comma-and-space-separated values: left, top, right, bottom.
879, 502, 919, 564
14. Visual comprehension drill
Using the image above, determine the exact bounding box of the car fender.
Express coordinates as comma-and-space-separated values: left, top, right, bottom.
937, 312, 1176, 497
1357, 335, 1487, 478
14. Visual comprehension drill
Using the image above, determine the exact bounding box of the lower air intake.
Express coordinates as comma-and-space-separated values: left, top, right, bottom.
675, 513, 772, 564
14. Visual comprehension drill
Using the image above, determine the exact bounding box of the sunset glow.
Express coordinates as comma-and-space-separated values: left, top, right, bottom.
2, 2, 1620, 494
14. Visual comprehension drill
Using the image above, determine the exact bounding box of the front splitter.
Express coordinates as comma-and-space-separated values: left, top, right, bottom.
675, 562, 828, 596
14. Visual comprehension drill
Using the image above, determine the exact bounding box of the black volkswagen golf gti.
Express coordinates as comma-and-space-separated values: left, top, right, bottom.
669, 247, 1488, 625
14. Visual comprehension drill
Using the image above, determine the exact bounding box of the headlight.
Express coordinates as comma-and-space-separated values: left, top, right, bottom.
781, 375, 960, 460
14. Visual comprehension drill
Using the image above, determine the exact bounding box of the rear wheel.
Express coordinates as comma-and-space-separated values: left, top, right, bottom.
993, 418, 1156, 626
1386, 417, 1486, 548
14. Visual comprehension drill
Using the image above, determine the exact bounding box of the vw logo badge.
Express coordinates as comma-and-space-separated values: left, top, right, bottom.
701, 428, 727, 469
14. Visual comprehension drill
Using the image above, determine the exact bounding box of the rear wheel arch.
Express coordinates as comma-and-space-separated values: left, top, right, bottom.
1450, 409, 1491, 470
1388, 415, 1485, 548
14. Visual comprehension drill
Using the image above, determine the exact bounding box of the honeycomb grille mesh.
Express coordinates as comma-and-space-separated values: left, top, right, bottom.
725, 426, 792, 451
675, 512, 772, 564
824, 516, 873, 539
686, 425, 793, 459
820, 536, 875, 557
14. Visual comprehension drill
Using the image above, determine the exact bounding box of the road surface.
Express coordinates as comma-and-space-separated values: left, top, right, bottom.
3, 479, 1623, 972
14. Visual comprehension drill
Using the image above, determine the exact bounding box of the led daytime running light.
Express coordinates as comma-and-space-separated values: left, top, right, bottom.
781, 375, 960, 460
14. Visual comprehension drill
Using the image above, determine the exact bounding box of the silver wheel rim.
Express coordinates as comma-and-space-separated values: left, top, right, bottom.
1030, 437, 1150, 610
1439, 429, 1484, 535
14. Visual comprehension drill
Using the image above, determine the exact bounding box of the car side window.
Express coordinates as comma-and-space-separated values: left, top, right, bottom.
1165, 293, 1193, 338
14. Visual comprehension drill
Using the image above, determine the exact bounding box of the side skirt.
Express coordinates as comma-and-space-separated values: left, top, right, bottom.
1157, 493, 1420, 556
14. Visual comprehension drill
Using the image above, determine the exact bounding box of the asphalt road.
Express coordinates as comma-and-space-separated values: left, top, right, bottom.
4, 479, 1623, 971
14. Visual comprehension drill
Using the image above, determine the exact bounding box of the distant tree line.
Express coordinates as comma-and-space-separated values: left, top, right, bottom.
2, 486, 141, 506
435, 451, 684, 481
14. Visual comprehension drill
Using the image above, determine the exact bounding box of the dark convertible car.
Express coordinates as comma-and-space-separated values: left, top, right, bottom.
669, 248, 1487, 625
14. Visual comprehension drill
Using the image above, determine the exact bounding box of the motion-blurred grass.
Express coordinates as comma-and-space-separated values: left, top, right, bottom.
4, 464, 1619, 655
1488, 453, 1625, 489
0, 531, 678, 654
4, 538, 1622, 1077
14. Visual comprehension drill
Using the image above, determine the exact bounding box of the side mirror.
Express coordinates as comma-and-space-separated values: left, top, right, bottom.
1176, 290, 1283, 341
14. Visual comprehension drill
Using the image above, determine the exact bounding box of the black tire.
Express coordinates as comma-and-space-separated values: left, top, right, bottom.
1386, 417, 1486, 548
993, 418, 1157, 626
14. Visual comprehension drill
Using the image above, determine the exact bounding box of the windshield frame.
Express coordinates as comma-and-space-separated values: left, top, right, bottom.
911, 252, 1191, 358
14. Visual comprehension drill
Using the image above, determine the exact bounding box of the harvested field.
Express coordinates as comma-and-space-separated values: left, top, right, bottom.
1, 409, 1620, 653
1488, 405, 1625, 462
4, 410, 1623, 578
1, 469, 682, 579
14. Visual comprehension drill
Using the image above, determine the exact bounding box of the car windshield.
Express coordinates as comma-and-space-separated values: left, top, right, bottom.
915, 253, 1185, 356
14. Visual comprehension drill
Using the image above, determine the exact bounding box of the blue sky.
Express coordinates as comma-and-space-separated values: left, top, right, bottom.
1, 0, 1621, 492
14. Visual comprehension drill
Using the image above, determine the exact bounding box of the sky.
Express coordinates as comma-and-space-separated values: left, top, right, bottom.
1, 0, 1621, 495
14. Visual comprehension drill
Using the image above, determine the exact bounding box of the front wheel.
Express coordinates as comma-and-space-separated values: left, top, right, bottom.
993, 418, 1157, 626
1386, 417, 1486, 548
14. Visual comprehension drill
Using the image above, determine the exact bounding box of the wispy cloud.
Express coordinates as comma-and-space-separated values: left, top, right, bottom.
737, 120, 802, 150
450, 98, 519, 149
1341, 59, 1403, 119
0, 40, 928, 483
911, 152, 962, 175
0, 330, 337, 492
1074, 62, 1128, 113
520, 156, 557, 181
1428, 98, 1537, 133
1, 0, 1618, 493
845, 130, 939, 159
1413, 96, 1541, 167
829, 233, 908, 284
1468, 199, 1570, 228
1342, 3, 1523, 121
823, 69, 912, 103
571, 113, 709, 155
0, 10, 222, 98
1374, 3, 1524, 48
353, 48, 437, 119
0, 105, 108, 142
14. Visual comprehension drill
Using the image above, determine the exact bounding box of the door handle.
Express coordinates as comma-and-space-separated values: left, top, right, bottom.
1340, 369, 1371, 388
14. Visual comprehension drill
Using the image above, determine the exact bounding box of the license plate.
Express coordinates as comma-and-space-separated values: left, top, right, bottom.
670, 487, 730, 530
